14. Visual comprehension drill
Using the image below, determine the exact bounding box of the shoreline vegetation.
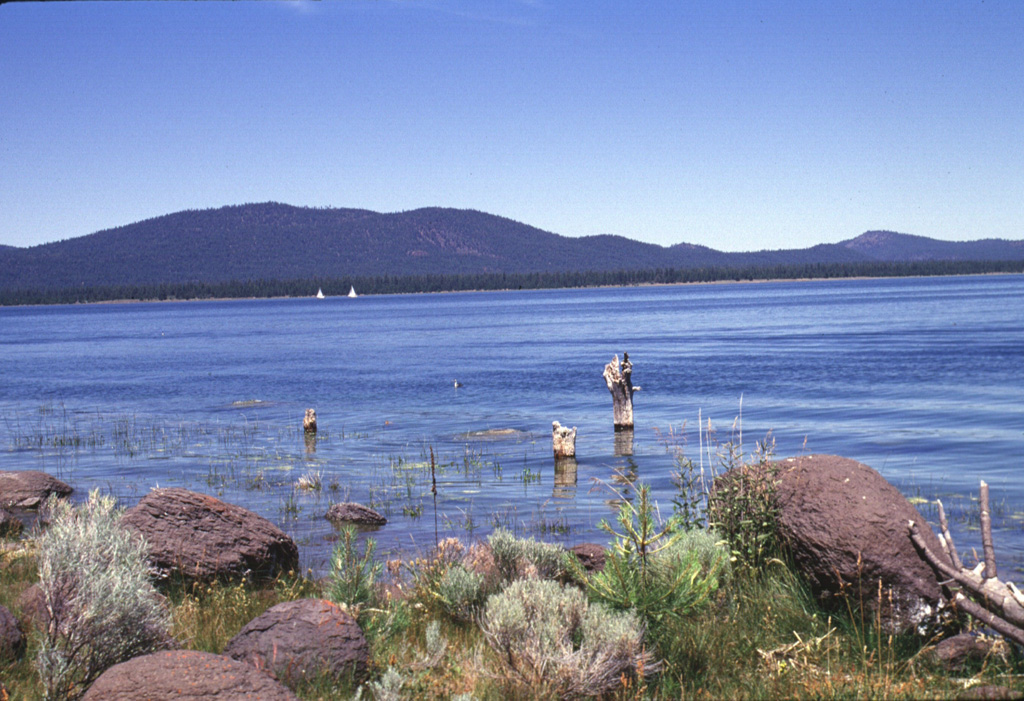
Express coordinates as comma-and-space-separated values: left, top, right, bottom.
4, 480, 1023, 699
2, 258, 1023, 307
3, 418, 1024, 698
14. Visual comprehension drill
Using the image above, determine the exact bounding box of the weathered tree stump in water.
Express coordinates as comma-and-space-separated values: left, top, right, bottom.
602, 353, 639, 431
303, 408, 317, 434
552, 421, 577, 458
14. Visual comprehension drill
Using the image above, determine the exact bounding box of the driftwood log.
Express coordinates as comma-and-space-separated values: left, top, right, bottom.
602, 353, 639, 431
552, 421, 577, 458
908, 480, 1024, 646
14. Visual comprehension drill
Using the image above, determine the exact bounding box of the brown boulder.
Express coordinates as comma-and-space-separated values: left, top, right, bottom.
16, 582, 47, 632
223, 598, 369, 685
957, 686, 1024, 701
0, 604, 25, 662
925, 633, 1006, 672
325, 502, 387, 526
0, 470, 72, 509
121, 488, 298, 583
0, 507, 23, 537
82, 650, 298, 700
570, 543, 607, 573
719, 454, 949, 633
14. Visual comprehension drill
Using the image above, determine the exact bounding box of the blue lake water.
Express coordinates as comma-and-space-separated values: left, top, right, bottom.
2, 274, 1023, 575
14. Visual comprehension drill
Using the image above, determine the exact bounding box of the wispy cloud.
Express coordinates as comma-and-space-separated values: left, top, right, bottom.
381, 0, 546, 27
280, 0, 321, 16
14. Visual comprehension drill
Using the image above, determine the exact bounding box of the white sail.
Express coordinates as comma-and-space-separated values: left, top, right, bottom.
348, 286, 357, 298
316, 288, 325, 299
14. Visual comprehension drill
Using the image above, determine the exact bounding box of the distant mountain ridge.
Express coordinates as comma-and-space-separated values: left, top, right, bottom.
1, 203, 1022, 293
840, 230, 1024, 262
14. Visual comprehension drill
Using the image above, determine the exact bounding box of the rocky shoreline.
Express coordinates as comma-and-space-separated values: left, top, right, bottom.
3, 459, 1023, 700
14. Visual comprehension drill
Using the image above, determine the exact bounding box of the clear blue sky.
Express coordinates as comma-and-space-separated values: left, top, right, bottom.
2, 0, 1021, 251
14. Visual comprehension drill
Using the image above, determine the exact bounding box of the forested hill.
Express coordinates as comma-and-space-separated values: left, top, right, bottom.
1, 203, 1023, 296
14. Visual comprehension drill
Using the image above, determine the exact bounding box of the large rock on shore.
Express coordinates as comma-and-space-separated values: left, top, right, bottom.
0, 470, 72, 509
82, 650, 298, 700
16, 583, 47, 632
717, 454, 949, 633
0, 507, 23, 537
224, 598, 369, 686
121, 488, 298, 583
924, 633, 1007, 672
0, 604, 25, 662
570, 543, 607, 573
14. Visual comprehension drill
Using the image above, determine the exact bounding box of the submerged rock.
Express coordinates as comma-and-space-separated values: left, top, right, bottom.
325, 502, 387, 526
458, 428, 529, 441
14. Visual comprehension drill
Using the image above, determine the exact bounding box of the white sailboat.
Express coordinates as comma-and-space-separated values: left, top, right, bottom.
347, 286, 358, 298
315, 288, 325, 299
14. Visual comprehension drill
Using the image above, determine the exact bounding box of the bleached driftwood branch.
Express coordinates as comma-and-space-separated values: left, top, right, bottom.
908, 480, 1024, 646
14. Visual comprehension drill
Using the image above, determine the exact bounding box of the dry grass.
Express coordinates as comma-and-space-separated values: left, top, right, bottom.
168, 573, 320, 654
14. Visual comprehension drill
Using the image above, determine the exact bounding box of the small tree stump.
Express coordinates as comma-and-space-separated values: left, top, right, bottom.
602, 353, 639, 431
552, 421, 577, 458
303, 408, 317, 434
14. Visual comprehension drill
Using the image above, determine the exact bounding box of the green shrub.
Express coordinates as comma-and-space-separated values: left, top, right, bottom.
656, 528, 732, 585
486, 528, 565, 582
437, 564, 484, 622
707, 444, 782, 571
327, 525, 383, 613
671, 452, 707, 530
362, 665, 405, 701
575, 483, 727, 626
34, 491, 172, 700
419, 619, 448, 668
480, 578, 654, 697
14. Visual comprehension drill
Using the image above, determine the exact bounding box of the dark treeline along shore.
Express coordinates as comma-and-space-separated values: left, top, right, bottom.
2, 202, 1024, 305
4, 258, 1024, 306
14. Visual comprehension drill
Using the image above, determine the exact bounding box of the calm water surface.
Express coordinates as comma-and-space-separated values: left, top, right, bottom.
2, 275, 1023, 575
